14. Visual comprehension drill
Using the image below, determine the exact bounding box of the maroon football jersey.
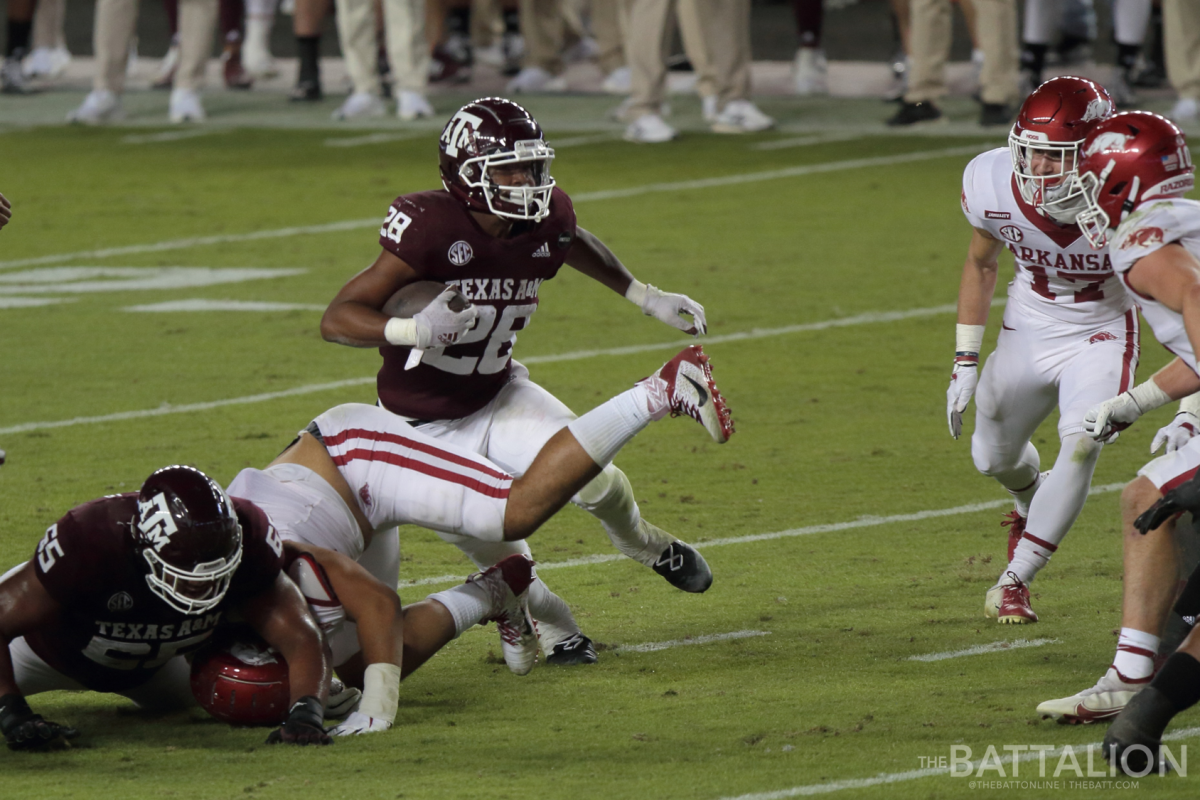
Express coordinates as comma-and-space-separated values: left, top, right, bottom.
375, 187, 577, 420
25, 494, 283, 693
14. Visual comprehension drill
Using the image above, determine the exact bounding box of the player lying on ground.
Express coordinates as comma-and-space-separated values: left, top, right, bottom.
321, 97, 718, 666
1099, 476, 1200, 774
948, 77, 1130, 626
212, 542, 539, 736
0, 466, 331, 750
1033, 112, 1200, 724
227, 345, 733, 680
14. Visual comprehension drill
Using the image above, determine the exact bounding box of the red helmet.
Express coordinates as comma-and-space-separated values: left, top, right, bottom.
191, 630, 290, 725
438, 97, 556, 223
1008, 76, 1114, 223
134, 465, 242, 615
1074, 112, 1196, 248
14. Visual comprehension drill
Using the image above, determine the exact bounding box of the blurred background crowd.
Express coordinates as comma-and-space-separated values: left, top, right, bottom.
1, 0, 1197, 137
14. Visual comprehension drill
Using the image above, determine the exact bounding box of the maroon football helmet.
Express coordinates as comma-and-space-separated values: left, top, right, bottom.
191, 631, 290, 725
134, 465, 243, 615
1009, 76, 1114, 223
439, 97, 556, 222
1074, 112, 1196, 248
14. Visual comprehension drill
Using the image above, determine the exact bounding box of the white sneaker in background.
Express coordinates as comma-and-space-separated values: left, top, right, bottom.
792, 47, 828, 96
1171, 97, 1199, 123
243, 17, 278, 78
602, 66, 631, 95
23, 46, 71, 78
711, 99, 775, 134
168, 87, 205, 123
624, 113, 677, 143
506, 66, 567, 93
332, 92, 385, 121
67, 89, 124, 124
701, 94, 718, 122
397, 90, 433, 120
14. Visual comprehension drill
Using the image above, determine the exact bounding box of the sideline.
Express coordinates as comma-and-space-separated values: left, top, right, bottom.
0, 144, 987, 271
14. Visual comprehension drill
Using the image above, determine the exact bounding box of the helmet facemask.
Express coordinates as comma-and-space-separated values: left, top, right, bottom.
459, 139, 556, 222
1009, 129, 1088, 224
1072, 159, 1123, 249
142, 545, 242, 615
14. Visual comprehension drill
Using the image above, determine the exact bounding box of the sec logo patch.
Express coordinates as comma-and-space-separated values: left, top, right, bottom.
448, 240, 474, 266
999, 225, 1023, 242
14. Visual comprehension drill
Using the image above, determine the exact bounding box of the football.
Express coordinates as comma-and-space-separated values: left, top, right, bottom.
190, 630, 291, 725
382, 281, 471, 318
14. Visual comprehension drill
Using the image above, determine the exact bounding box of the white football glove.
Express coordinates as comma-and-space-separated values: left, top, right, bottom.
328, 711, 392, 736
946, 360, 978, 440
1084, 392, 1143, 443
635, 284, 707, 336
1152, 411, 1200, 454
413, 288, 478, 349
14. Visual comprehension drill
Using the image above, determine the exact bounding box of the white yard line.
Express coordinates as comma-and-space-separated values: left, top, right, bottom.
615, 630, 771, 653
121, 130, 230, 145
907, 638, 1059, 662
323, 132, 427, 148
750, 134, 862, 151
0, 299, 997, 434
124, 299, 329, 312
395, 483, 1123, 589
716, 727, 1200, 800
550, 133, 622, 148
0, 144, 987, 271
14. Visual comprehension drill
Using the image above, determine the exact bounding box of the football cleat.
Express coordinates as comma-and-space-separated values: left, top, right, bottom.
984, 572, 1037, 623
652, 539, 713, 594
1002, 510, 1026, 562
466, 554, 538, 676
1103, 686, 1176, 775
639, 345, 734, 443
546, 633, 598, 666
1037, 667, 1149, 724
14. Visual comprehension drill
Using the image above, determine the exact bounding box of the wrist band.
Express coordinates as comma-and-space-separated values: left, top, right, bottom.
624, 279, 648, 308
358, 662, 402, 725
1128, 379, 1173, 414
383, 317, 418, 346
955, 323, 985, 355
1181, 392, 1200, 417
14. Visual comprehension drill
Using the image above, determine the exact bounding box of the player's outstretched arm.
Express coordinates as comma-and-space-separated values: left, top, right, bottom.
947, 228, 1003, 439
1129, 244, 1200, 367
0, 193, 11, 232
0, 564, 79, 751
566, 227, 706, 336
241, 574, 332, 745
283, 543, 402, 736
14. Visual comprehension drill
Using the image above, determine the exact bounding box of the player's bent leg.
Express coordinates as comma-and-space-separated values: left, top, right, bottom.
8, 636, 87, 697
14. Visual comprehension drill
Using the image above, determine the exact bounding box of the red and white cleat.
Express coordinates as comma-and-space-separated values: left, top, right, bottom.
984, 572, 1038, 624
1037, 667, 1149, 724
639, 345, 734, 443
467, 554, 539, 676
1001, 510, 1026, 563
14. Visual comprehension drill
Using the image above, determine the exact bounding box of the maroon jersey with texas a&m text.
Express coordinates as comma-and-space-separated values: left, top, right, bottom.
24, 494, 284, 693
376, 187, 577, 420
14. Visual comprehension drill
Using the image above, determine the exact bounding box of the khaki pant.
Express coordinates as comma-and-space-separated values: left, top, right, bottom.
336, 0, 428, 95
1164, 0, 1200, 101
32, 0, 67, 50
92, 0, 218, 93
593, 0, 628, 75
519, 0, 564, 73
906, 0, 1018, 106
624, 0, 750, 119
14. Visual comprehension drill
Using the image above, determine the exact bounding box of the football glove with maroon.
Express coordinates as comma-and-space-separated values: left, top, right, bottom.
265, 696, 331, 746
0, 694, 79, 751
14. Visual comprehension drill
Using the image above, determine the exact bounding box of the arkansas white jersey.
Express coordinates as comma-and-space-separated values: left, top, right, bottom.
962, 149, 1131, 325
1108, 198, 1200, 374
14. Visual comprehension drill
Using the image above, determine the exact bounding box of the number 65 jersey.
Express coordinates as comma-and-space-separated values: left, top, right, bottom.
25, 494, 284, 693
962, 148, 1132, 324
376, 187, 577, 421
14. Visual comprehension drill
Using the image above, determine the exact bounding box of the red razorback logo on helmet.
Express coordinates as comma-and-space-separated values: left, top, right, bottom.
1120, 227, 1165, 250
1089, 331, 1119, 344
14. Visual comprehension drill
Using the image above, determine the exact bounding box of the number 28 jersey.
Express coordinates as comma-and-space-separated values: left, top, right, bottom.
26, 494, 284, 692
961, 148, 1131, 324
376, 187, 577, 421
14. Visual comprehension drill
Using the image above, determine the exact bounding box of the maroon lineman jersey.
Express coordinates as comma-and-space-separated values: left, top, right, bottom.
376, 187, 577, 420
25, 495, 284, 693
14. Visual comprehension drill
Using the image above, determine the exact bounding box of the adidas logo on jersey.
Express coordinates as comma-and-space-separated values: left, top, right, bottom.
532, 243, 550, 257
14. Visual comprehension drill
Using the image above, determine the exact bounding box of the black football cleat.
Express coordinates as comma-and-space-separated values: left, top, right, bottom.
290, 80, 322, 102
546, 633, 598, 666
1104, 686, 1176, 775
886, 100, 943, 126
652, 541, 713, 593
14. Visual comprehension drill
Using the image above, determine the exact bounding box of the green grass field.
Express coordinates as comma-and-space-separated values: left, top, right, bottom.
1, 97, 1199, 798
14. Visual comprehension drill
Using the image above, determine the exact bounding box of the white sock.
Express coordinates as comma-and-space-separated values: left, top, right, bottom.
1112, 628, 1159, 682
245, 0, 277, 19
1113, 0, 1151, 45
1008, 466, 1043, 518
566, 385, 652, 468
527, 578, 580, 652
427, 583, 491, 637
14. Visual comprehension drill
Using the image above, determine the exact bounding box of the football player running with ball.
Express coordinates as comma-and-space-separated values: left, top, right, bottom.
949, 77, 1148, 625
322, 97, 720, 668
0, 466, 332, 750
1036, 113, 1200, 726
